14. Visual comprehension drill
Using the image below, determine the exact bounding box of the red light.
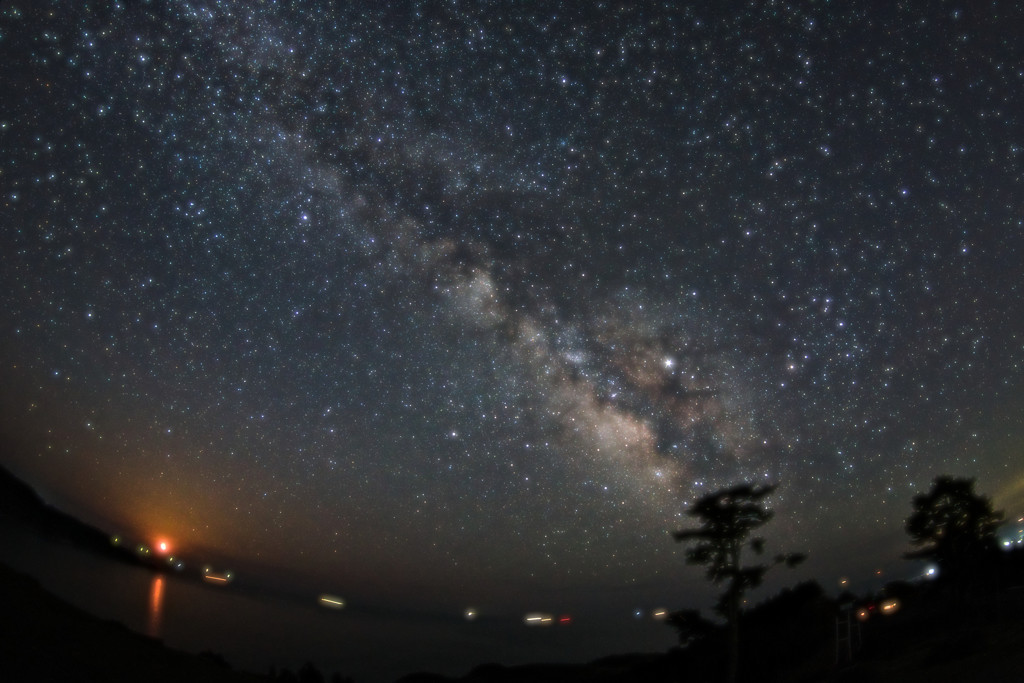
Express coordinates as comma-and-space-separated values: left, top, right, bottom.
156, 540, 170, 555
559, 615, 571, 624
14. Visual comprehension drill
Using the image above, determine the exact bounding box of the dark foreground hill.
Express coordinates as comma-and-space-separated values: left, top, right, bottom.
827, 589, 1024, 683
0, 561, 269, 683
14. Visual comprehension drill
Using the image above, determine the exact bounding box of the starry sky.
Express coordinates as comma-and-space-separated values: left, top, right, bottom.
2, 0, 1023, 618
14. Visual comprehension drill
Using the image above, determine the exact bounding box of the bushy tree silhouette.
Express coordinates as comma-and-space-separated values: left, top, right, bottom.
906, 475, 1002, 592
673, 483, 805, 683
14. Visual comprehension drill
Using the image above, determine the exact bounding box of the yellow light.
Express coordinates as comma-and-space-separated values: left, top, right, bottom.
524, 613, 554, 625
319, 595, 345, 609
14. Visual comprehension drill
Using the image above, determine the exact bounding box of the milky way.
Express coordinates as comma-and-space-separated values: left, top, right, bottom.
2, 1, 1023, 608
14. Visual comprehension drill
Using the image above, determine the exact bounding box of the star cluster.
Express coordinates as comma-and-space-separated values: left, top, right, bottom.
2, 1, 1023, 607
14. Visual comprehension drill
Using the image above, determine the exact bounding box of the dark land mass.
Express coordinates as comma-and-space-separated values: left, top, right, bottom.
0, 560, 269, 683
0, 440, 127, 558
0, 436, 200, 575
0, 437, 336, 602
825, 588, 1024, 683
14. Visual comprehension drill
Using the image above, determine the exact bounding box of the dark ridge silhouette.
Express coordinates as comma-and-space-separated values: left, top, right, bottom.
0, 439, 120, 554
0, 446, 255, 587
0, 451, 161, 569
827, 581, 1024, 683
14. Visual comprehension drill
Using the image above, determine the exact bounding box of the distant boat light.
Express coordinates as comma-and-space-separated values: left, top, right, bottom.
318, 595, 345, 609
524, 613, 553, 626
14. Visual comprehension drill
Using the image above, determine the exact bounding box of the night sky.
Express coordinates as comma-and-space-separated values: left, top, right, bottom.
2, 0, 1023, 620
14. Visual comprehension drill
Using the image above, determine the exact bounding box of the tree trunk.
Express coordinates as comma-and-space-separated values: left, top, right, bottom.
727, 595, 739, 683
726, 543, 741, 683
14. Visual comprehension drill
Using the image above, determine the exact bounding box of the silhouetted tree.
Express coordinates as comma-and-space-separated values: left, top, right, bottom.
673, 483, 805, 683
906, 476, 1002, 592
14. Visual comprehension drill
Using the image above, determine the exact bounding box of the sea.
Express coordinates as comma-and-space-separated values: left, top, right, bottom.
0, 523, 675, 682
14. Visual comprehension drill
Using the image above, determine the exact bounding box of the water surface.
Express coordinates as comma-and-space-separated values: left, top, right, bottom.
0, 525, 674, 682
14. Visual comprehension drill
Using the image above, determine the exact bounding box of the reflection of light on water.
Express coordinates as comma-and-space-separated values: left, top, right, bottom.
147, 575, 164, 638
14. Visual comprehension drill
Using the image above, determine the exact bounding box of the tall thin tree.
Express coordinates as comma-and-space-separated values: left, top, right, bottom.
673, 484, 804, 683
